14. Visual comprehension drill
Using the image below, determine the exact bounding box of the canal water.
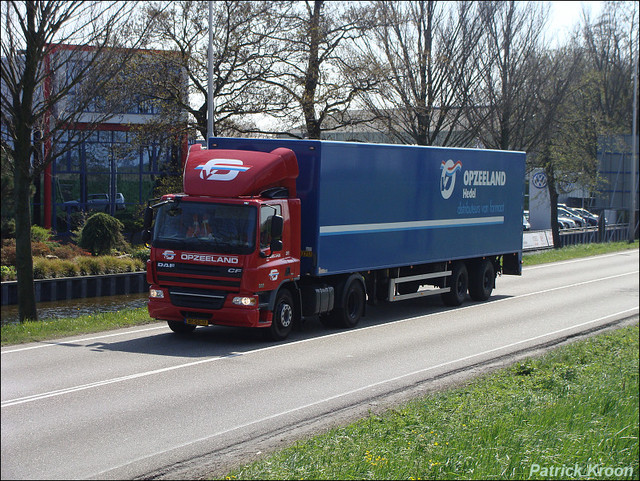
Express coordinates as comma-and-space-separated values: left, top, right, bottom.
1, 293, 149, 326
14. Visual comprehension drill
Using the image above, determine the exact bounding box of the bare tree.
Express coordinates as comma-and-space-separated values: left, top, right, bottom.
470, 1, 598, 246
0, 1, 158, 321
527, 43, 586, 247
534, 1, 638, 247
346, 0, 484, 146
581, 1, 638, 134
140, 1, 292, 140
259, 0, 377, 139
470, 0, 551, 152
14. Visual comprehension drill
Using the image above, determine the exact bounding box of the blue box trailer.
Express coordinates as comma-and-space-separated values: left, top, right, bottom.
146, 136, 525, 340
209, 137, 525, 278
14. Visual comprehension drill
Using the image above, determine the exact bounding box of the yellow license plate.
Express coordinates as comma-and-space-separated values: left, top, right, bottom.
185, 318, 208, 326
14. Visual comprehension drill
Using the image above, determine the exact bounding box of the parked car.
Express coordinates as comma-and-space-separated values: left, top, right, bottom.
557, 206, 585, 227
558, 204, 595, 226
571, 207, 599, 226
523, 214, 531, 231
558, 215, 578, 229
63, 193, 125, 213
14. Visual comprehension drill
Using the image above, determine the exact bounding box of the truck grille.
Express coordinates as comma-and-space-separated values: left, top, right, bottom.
168, 287, 227, 310
157, 262, 241, 289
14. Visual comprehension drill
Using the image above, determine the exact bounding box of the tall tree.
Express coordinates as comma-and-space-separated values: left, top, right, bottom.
471, 0, 551, 152
537, 1, 638, 246
140, 1, 291, 140
581, 1, 638, 134
346, 0, 484, 146
470, 1, 592, 246
261, 0, 376, 139
527, 44, 586, 247
0, 1, 157, 321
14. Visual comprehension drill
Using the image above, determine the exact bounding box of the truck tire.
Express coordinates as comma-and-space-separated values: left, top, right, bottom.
441, 261, 468, 306
468, 259, 495, 301
333, 276, 365, 328
167, 321, 197, 334
268, 289, 295, 341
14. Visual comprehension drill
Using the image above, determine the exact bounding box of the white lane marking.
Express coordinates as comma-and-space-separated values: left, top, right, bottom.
2, 270, 637, 408
90, 307, 639, 479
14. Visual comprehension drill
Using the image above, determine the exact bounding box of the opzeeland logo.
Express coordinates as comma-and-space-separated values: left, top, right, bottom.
195, 158, 251, 182
162, 250, 176, 260
440, 160, 462, 199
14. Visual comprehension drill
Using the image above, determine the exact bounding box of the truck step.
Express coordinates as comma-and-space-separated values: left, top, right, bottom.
388, 270, 452, 302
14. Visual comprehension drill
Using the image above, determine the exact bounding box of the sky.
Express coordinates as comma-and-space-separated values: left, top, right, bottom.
546, 1, 604, 44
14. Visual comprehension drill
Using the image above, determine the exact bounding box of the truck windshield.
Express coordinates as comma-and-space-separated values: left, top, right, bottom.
153, 201, 257, 255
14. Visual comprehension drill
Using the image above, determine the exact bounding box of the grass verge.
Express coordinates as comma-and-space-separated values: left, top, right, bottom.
1, 307, 154, 346
225, 324, 639, 480
522, 240, 638, 266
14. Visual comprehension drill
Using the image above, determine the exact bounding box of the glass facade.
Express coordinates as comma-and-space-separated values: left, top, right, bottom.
52, 129, 181, 234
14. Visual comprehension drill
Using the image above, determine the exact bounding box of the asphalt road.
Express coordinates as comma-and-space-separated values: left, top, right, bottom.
2, 249, 638, 480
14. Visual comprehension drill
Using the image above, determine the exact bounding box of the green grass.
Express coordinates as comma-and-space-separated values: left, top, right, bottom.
225, 324, 639, 480
522, 240, 638, 266
1, 307, 154, 345
1, 241, 638, 346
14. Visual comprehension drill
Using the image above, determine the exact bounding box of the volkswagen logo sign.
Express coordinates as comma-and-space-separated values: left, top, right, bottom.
532, 171, 547, 189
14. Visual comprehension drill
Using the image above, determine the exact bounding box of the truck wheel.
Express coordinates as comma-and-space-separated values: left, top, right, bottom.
268, 289, 295, 341
167, 321, 196, 334
468, 259, 495, 301
441, 262, 468, 306
334, 277, 365, 328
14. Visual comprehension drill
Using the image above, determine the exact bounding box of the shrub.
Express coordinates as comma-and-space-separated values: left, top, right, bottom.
76, 256, 104, 275
1, 265, 16, 281
0, 239, 55, 266
32, 257, 54, 279
130, 246, 150, 263
31, 241, 54, 258
59, 259, 80, 277
78, 213, 127, 256
1, 238, 90, 267
1, 218, 15, 239
30, 225, 52, 243
101, 256, 120, 274
1, 239, 16, 266
51, 243, 91, 260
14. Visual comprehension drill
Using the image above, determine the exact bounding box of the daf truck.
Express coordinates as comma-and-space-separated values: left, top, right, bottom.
142, 138, 525, 340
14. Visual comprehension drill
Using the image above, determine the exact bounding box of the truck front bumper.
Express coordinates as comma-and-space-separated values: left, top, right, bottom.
147, 286, 270, 328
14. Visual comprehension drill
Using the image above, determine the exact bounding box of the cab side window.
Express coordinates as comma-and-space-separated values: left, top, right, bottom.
260, 204, 282, 249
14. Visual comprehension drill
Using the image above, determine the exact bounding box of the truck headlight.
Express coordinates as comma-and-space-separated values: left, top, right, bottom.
149, 288, 165, 299
232, 296, 257, 307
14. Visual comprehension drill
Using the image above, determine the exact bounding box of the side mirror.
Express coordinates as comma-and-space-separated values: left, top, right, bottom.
270, 215, 284, 252
270, 239, 283, 253
271, 215, 283, 240
141, 229, 152, 249
260, 215, 284, 257
143, 206, 153, 230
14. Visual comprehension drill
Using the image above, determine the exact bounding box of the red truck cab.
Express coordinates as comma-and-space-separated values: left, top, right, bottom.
145, 144, 301, 340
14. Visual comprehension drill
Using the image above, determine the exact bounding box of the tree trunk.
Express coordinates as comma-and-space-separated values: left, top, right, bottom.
302, 1, 323, 140
546, 166, 561, 249
14, 141, 38, 322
